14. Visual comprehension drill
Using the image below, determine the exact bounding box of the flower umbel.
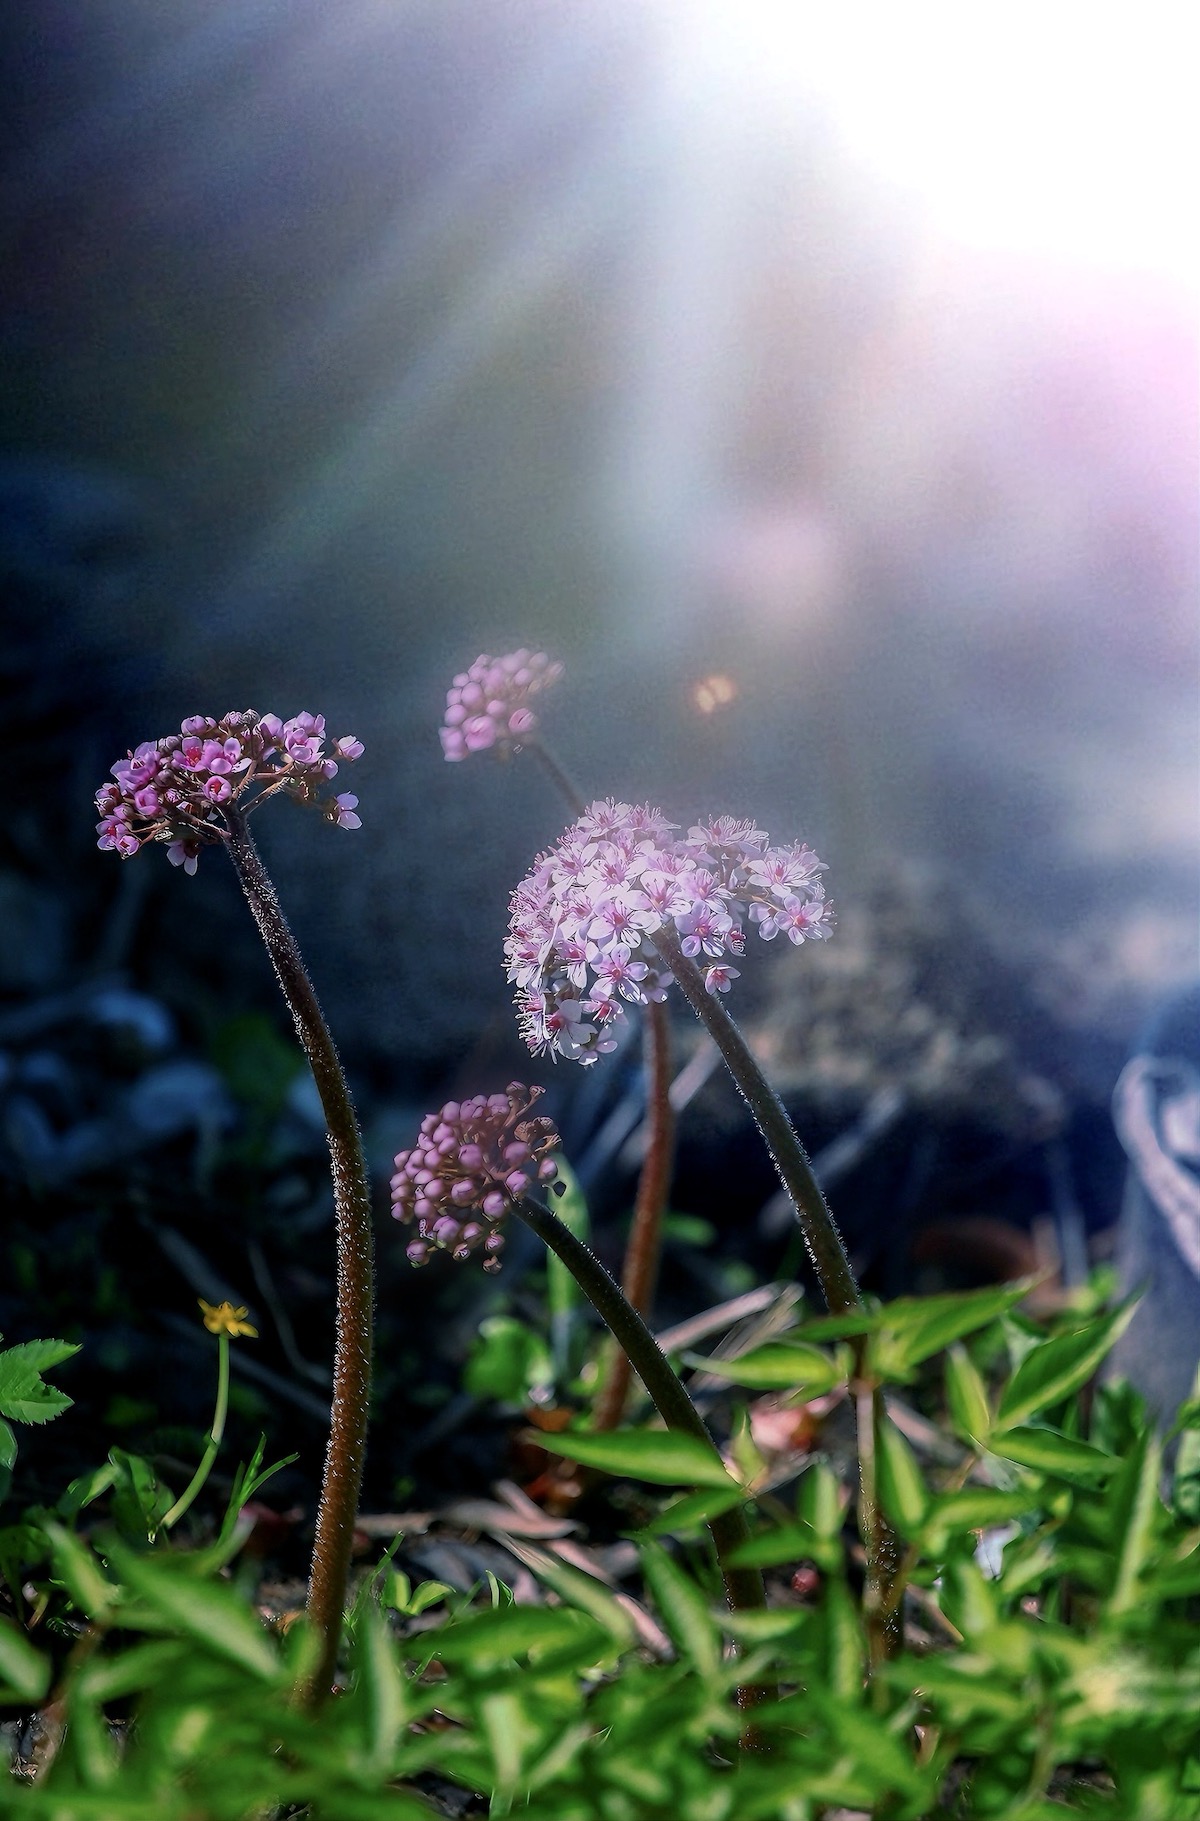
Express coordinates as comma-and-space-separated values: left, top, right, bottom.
95, 710, 364, 872
505, 802, 832, 1064
199, 1299, 258, 1340
440, 650, 563, 761
391, 1084, 562, 1272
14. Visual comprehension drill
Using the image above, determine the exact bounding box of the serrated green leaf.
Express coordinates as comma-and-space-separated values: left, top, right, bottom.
995, 1301, 1137, 1430
0, 1421, 15, 1471
945, 1343, 993, 1443
106, 1542, 279, 1679
639, 1540, 721, 1679
0, 1338, 80, 1427
873, 1281, 1035, 1379
875, 1416, 929, 1536
0, 1616, 51, 1702
987, 1425, 1117, 1477
530, 1426, 737, 1489
2, 1338, 81, 1374
682, 1339, 847, 1392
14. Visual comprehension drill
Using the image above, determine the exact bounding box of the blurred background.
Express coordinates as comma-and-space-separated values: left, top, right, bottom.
0, 0, 1196, 1515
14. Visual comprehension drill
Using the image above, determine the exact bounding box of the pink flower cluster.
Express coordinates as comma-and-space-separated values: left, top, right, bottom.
391, 1084, 562, 1272
440, 649, 563, 761
95, 711, 364, 873
506, 801, 833, 1065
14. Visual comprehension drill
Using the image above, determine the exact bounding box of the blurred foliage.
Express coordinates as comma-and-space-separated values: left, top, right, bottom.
4, 1284, 1200, 1815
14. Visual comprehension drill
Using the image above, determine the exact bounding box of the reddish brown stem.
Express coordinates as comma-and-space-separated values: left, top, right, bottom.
593, 998, 675, 1430
223, 808, 374, 1705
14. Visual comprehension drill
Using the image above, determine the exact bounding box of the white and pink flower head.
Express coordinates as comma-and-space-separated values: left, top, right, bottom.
505, 800, 832, 1064
94, 709, 364, 873
440, 649, 563, 762
391, 1083, 562, 1273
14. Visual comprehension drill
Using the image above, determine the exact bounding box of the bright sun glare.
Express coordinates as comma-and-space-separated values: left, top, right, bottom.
683, 0, 1197, 290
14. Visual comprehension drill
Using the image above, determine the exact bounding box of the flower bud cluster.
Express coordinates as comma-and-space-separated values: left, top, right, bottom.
95, 711, 364, 873
506, 802, 833, 1065
440, 650, 563, 761
392, 1084, 562, 1272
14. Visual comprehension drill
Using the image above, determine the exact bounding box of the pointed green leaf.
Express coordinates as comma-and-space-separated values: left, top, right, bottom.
514, 1546, 634, 1649
945, 1344, 993, 1443
798, 1463, 845, 1541
791, 1307, 882, 1342
927, 1487, 1044, 1533
109, 1449, 173, 1541
638, 1485, 747, 1537
875, 1417, 929, 1536
873, 1281, 1035, 1379
356, 1600, 407, 1771
639, 1540, 721, 1679
1108, 1429, 1164, 1617
0, 1421, 15, 1472
987, 1426, 1117, 1477
430, 1605, 604, 1666
682, 1340, 847, 1392
106, 1542, 279, 1679
939, 1557, 999, 1639
43, 1520, 121, 1622
725, 1519, 837, 1572
0, 1616, 51, 1702
995, 1301, 1138, 1430
529, 1426, 737, 1489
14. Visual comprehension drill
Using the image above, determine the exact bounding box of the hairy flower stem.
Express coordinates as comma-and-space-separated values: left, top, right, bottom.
514, 1194, 770, 1711
649, 924, 902, 1655
527, 737, 586, 816
223, 808, 374, 1705
593, 1000, 674, 1429
650, 927, 857, 1313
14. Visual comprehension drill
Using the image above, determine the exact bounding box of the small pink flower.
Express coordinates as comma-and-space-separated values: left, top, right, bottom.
391, 1084, 561, 1272
440, 649, 563, 763
505, 799, 831, 1062
704, 964, 740, 994
94, 710, 367, 871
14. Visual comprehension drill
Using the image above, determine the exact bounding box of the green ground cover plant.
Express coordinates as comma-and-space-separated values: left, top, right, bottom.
1, 653, 1195, 1818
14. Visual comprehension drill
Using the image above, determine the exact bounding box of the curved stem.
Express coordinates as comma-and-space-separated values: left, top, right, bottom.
527, 738, 586, 816
593, 999, 675, 1430
513, 1195, 769, 1703
650, 925, 860, 1315
223, 808, 374, 1705
648, 924, 903, 1655
161, 1334, 229, 1532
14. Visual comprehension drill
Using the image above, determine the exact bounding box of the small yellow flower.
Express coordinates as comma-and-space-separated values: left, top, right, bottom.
199, 1299, 258, 1340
